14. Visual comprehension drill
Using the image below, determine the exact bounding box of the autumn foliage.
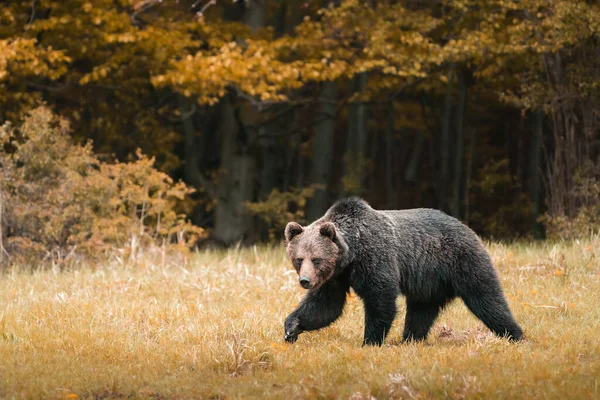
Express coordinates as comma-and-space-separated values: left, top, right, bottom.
0, 107, 203, 265
1, 0, 599, 246
245, 185, 322, 241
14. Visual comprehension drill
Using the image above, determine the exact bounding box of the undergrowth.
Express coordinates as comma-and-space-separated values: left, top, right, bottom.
0, 107, 203, 266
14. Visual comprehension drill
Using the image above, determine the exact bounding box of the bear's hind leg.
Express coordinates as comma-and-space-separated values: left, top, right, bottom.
460, 289, 523, 341
402, 301, 444, 342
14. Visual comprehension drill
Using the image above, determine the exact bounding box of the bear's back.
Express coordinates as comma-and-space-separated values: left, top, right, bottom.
381, 208, 482, 248
381, 208, 463, 232
325, 198, 483, 254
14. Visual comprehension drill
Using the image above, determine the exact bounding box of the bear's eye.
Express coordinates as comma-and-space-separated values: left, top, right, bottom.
294, 258, 303, 267
312, 258, 322, 267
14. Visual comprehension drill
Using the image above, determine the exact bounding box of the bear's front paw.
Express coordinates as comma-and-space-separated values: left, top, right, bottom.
284, 317, 302, 343
284, 330, 298, 343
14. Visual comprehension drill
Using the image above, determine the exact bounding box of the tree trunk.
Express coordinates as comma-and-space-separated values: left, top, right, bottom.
257, 101, 296, 202
542, 51, 581, 219
290, 0, 307, 32
281, 0, 305, 191
212, 95, 256, 245
438, 78, 453, 212
385, 101, 397, 208
178, 94, 202, 188
529, 111, 544, 238
283, 111, 299, 191
274, 0, 287, 36
243, 0, 265, 31
211, 0, 265, 245
451, 70, 467, 218
414, 94, 434, 188
259, 132, 278, 200
307, 81, 337, 221
296, 133, 306, 189
516, 117, 526, 187
369, 124, 380, 189
464, 128, 477, 225
404, 132, 424, 185
343, 72, 368, 196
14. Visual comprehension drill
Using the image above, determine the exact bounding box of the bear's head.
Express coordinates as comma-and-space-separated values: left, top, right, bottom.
284, 221, 347, 290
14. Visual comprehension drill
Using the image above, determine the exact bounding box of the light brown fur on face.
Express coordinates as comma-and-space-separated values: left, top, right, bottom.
285, 221, 339, 290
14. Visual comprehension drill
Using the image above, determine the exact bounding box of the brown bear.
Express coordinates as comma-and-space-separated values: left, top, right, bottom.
283, 197, 523, 346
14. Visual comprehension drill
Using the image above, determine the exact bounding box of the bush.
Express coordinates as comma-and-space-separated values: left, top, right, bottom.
470, 159, 533, 238
0, 107, 204, 266
244, 186, 320, 242
540, 162, 600, 240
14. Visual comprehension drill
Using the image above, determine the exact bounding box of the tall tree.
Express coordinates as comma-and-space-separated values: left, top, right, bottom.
385, 101, 397, 208
438, 77, 453, 211
343, 73, 368, 196
307, 81, 337, 221
212, 94, 256, 244
2, 0, 599, 243
211, 0, 266, 244
451, 69, 468, 218
529, 111, 544, 238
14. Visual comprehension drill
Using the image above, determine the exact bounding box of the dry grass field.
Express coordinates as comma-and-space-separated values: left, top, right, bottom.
1, 238, 599, 399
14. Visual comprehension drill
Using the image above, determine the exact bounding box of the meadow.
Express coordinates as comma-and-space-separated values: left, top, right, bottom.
0, 238, 599, 399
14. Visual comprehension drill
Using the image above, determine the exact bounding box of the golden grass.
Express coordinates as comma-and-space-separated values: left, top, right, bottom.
1, 239, 599, 399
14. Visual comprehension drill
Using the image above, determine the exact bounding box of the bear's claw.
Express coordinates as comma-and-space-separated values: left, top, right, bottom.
284, 331, 298, 342
284, 315, 301, 343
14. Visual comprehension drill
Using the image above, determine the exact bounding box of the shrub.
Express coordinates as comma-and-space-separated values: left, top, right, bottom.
540, 161, 600, 240
470, 159, 533, 238
0, 107, 204, 266
244, 186, 320, 242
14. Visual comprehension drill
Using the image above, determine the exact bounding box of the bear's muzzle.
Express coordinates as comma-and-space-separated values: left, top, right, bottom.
299, 276, 312, 289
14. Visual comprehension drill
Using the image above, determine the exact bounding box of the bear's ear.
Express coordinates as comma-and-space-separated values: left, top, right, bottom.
319, 222, 336, 241
285, 222, 304, 242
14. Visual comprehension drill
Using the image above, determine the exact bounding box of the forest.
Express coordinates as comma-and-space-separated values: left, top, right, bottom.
1, 0, 600, 260
1, 2, 600, 399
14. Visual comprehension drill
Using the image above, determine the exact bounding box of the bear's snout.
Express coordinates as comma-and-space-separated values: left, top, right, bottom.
299, 276, 312, 289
